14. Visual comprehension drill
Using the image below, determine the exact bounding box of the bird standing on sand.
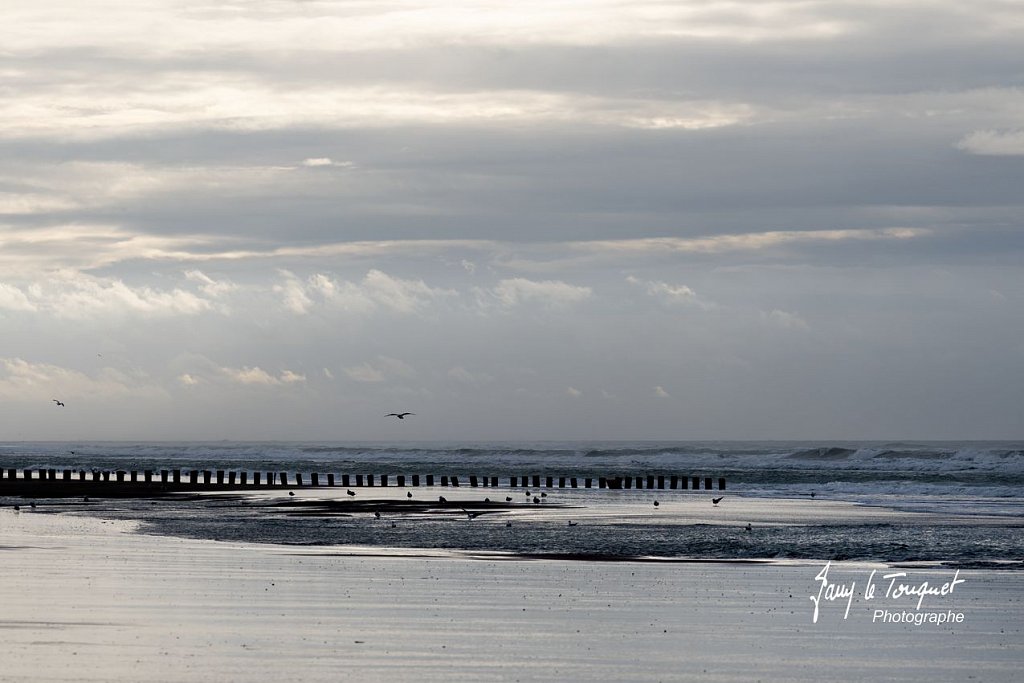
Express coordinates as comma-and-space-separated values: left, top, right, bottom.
745, 523, 752, 531
386, 412, 415, 420
712, 496, 724, 506
653, 500, 659, 507
407, 491, 413, 499
374, 511, 381, 519
347, 490, 356, 497
438, 495, 447, 503
568, 521, 578, 527
505, 496, 513, 502
52, 399, 65, 407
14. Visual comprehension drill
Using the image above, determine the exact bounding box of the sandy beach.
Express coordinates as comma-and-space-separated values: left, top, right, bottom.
2, 508, 1021, 683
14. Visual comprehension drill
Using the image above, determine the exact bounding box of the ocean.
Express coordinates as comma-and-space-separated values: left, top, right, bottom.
2, 440, 1022, 567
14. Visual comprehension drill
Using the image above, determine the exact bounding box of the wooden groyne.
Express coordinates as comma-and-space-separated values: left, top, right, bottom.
0, 468, 725, 497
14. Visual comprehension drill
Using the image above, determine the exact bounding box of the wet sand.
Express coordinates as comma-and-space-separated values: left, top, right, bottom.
1, 509, 1021, 682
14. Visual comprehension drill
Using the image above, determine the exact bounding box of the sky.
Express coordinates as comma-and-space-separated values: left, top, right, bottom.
1, 0, 1022, 441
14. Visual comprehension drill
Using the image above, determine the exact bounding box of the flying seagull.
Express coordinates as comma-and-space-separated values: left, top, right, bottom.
386, 412, 415, 419
712, 496, 724, 506
52, 399, 65, 407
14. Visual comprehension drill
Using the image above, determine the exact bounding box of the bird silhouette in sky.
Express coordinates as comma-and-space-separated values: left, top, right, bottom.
386, 412, 415, 419
712, 496, 724, 506
52, 399, 65, 407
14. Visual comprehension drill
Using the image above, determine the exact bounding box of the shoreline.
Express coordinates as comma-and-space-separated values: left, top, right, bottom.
2, 510, 1022, 682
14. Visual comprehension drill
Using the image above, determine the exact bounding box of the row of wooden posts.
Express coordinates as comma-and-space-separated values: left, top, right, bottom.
0, 468, 725, 491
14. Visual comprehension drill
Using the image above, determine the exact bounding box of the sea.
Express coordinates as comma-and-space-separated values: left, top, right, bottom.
2, 440, 1022, 568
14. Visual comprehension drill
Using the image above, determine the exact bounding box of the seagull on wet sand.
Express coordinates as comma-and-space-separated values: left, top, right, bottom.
712, 496, 724, 506
386, 412, 415, 420
347, 490, 356, 497
407, 491, 413, 498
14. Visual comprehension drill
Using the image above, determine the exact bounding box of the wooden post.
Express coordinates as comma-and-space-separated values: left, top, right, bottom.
189, 470, 198, 485
380, 475, 388, 487
532, 475, 540, 488
571, 477, 578, 488
584, 478, 592, 488
229, 471, 237, 485
598, 477, 606, 488
452, 476, 460, 487
491, 476, 498, 487
545, 476, 553, 488
469, 475, 478, 487
367, 475, 374, 487
691, 476, 700, 490
49, 468, 57, 480
510, 476, 518, 487
78, 470, 87, 481
203, 470, 212, 485
624, 476, 632, 489
440, 475, 449, 486
254, 472, 262, 485
115, 471, 124, 483
280, 472, 289, 486
342, 474, 350, 487
241, 471, 248, 485
426, 474, 434, 486
647, 475, 655, 489
718, 478, 726, 491
216, 470, 225, 485
558, 477, 565, 488
170, 470, 178, 483
396, 475, 405, 487
657, 475, 665, 489
705, 477, 712, 490
412, 474, 420, 486
311, 473, 319, 486
670, 475, 678, 490
144, 470, 152, 483
296, 473, 303, 486
327, 473, 335, 486
355, 474, 363, 487
63, 469, 71, 481
130, 471, 138, 482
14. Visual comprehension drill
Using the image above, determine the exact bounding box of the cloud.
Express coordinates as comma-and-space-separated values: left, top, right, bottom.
302, 157, 355, 168
0, 283, 36, 312
626, 276, 714, 309
277, 270, 455, 315
761, 309, 810, 330
654, 386, 671, 399
485, 278, 592, 309
220, 366, 305, 386
178, 373, 201, 387
0, 273, 213, 319
0, 357, 155, 399
343, 363, 386, 383
343, 356, 416, 383
566, 386, 582, 397
448, 366, 493, 385
956, 129, 1024, 155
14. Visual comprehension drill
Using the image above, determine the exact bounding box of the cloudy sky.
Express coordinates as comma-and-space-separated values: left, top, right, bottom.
2, 0, 1022, 441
